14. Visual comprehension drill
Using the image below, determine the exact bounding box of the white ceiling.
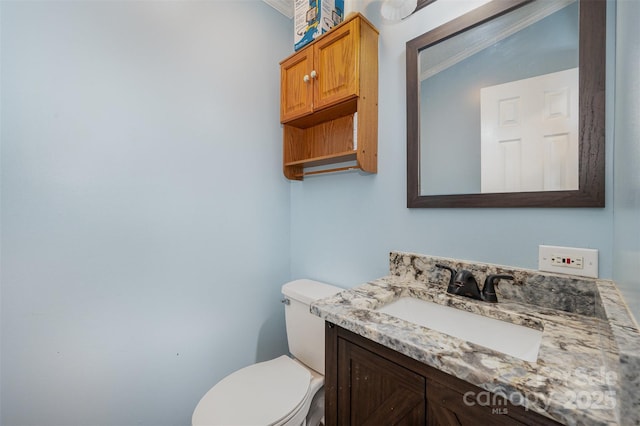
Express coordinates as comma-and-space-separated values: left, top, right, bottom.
263, 0, 293, 19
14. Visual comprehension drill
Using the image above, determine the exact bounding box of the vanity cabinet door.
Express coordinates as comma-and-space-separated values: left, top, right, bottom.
337, 337, 426, 425
326, 323, 562, 426
426, 380, 526, 426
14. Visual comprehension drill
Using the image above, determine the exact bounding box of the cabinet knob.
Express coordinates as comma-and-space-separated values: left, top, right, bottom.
303, 75, 310, 83
310, 70, 317, 79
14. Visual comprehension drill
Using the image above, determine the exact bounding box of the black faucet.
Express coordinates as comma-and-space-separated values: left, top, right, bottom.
435, 264, 514, 303
481, 274, 515, 303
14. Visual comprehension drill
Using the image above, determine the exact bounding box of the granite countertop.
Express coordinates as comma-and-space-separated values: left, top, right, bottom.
311, 252, 640, 426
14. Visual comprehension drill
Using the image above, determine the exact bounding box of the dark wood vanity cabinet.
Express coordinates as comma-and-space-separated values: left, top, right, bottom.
325, 323, 561, 426
335, 333, 426, 424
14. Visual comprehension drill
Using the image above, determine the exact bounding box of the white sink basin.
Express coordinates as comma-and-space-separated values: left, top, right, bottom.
376, 297, 542, 362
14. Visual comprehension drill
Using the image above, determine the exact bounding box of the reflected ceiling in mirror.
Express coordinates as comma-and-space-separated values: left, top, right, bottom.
406, 0, 605, 208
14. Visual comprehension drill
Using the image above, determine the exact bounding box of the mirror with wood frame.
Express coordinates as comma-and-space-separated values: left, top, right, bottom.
406, 0, 605, 208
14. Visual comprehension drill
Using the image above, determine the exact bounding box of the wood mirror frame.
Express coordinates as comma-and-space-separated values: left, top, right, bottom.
406, 0, 605, 208
415, 0, 438, 13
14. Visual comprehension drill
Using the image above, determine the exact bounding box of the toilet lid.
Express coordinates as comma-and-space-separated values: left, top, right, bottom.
192, 355, 311, 426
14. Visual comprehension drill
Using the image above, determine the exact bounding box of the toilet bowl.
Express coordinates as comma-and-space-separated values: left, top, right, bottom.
192, 279, 343, 426
191, 356, 323, 426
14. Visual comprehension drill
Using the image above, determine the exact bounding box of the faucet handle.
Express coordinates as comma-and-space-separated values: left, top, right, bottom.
482, 274, 514, 303
435, 264, 456, 286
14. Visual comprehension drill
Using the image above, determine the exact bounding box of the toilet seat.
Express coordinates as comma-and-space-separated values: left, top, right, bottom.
192, 355, 322, 426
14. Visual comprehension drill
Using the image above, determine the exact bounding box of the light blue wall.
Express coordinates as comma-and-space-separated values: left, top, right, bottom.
613, 0, 640, 323
1, 1, 292, 425
290, 0, 616, 288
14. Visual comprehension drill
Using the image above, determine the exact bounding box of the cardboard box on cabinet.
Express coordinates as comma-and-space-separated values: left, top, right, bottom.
294, 0, 344, 51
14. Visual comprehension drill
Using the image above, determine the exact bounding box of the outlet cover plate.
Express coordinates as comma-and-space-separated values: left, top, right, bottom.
538, 245, 598, 278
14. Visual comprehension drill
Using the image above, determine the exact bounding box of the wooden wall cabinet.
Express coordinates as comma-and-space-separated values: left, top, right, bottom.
325, 324, 562, 426
279, 13, 378, 180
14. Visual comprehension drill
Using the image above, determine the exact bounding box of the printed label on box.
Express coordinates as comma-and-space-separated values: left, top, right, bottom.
294, 0, 344, 51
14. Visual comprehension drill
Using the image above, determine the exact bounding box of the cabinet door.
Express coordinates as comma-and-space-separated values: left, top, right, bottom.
427, 380, 527, 426
337, 338, 426, 425
313, 19, 359, 111
280, 46, 314, 123
327, 324, 561, 426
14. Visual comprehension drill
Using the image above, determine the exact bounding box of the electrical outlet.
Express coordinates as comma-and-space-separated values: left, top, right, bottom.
539, 245, 598, 278
550, 254, 583, 268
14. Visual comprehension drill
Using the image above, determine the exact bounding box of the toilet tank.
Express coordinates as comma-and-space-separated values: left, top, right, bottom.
281, 279, 343, 375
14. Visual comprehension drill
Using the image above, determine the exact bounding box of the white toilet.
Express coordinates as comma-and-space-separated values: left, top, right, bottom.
192, 279, 343, 426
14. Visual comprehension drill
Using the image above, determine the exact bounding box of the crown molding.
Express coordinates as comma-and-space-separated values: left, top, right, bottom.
263, 0, 293, 19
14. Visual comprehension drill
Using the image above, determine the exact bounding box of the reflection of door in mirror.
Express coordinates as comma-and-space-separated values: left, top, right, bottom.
480, 68, 579, 193
419, 0, 579, 196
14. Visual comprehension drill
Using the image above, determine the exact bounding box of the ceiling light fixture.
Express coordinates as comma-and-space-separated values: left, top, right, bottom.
381, 0, 418, 21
